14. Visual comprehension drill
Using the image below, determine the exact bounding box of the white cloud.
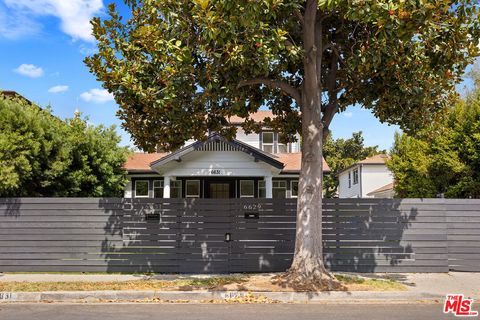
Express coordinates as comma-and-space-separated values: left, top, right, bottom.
80, 88, 114, 103
14, 64, 44, 78
343, 112, 353, 118
48, 85, 69, 93
0, 5, 41, 39
3, 0, 104, 42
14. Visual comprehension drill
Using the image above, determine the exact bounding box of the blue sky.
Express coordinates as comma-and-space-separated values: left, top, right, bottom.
0, 1, 473, 151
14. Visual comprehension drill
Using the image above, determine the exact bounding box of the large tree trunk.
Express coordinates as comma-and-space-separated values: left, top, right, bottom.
275, 0, 339, 291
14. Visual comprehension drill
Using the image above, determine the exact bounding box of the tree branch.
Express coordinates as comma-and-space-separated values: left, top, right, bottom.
294, 9, 304, 27
237, 78, 301, 104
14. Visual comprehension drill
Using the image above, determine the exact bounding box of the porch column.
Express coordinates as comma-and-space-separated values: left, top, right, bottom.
163, 176, 171, 198
124, 180, 132, 198
265, 176, 273, 198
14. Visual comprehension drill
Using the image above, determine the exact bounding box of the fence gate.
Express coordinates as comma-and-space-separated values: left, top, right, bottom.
123, 198, 297, 273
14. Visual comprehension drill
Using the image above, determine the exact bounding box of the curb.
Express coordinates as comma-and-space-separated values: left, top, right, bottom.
0, 290, 444, 304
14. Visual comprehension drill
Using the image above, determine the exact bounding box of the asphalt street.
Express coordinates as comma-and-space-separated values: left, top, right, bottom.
0, 303, 462, 320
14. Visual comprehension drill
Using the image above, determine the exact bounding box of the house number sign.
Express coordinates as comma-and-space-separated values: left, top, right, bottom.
208, 169, 224, 175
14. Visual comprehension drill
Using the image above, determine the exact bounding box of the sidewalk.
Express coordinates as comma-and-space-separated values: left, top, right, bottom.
0, 272, 478, 303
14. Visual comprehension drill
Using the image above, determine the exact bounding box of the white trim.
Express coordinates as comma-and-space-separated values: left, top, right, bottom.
239, 180, 255, 198
185, 180, 200, 198
153, 180, 164, 198
265, 176, 273, 198
290, 180, 299, 198
127, 174, 162, 178
272, 180, 287, 198
258, 180, 266, 198
134, 180, 150, 198
261, 132, 274, 153
163, 176, 170, 198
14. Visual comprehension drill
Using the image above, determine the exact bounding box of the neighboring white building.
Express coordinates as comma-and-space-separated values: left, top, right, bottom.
123, 111, 330, 199
337, 154, 394, 198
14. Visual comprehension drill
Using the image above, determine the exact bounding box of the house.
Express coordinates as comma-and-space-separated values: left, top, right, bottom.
337, 154, 394, 198
123, 111, 330, 199
0, 90, 34, 105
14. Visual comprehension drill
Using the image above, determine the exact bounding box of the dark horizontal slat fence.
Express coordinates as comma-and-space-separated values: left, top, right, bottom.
0, 198, 478, 273
445, 199, 480, 272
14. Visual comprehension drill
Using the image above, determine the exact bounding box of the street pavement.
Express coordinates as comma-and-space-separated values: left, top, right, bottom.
0, 303, 464, 320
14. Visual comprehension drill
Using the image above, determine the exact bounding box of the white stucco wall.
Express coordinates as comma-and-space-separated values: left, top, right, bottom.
338, 165, 361, 198
360, 164, 394, 198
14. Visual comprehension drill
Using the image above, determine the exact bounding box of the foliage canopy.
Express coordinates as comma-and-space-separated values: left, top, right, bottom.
86, 0, 480, 152
388, 83, 480, 198
0, 96, 129, 197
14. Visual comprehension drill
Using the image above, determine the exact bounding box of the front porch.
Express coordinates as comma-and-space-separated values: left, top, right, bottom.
129, 176, 299, 199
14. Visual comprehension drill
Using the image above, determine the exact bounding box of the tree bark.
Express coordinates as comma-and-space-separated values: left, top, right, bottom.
282, 0, 337, 290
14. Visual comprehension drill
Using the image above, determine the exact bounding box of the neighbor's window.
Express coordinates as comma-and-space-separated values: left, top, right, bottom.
186, 180, 200, 198
348, 172, 352, 188
291, 181, 299, 198
135, 180, 149, 198
153, 180, 164, 198
258, 181, 266, 198
273, 180, 287, 198
277, 133, 288, 153
353, 169, 359, 185
240, 180, 255, 198
261, 132, 274, 153
171, 180, 182, 198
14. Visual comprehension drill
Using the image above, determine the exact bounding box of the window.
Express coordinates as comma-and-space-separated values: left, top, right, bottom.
240, 180, 254, 198
348, 172, 351, 188
153, 180, 163, 198
353, 169, 359, 185
291, 180, 299, 198
258, 181, 266, 198
277, 133, 288, 153
186, 180, 200, 198
171, 180, 182, 198
261, 132, 274, 153
135, 180, 149, 198
273, 180, 287, 198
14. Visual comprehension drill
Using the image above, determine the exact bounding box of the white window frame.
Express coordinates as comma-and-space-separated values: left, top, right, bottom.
185, 180, 200, 198
353, 169, 359, 185
290, 180, 299, 198
348, 172, 352, 188
273, 180, 287, 198
240, 180, 255, 198
171, 180, 182, 198
258, 181, 266, 198
153, 180, 164, 198
135, 180, 150, 198
261, 132, 274, 153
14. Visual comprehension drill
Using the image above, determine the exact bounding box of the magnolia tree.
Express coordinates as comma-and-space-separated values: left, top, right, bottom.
86, 0, 479, 288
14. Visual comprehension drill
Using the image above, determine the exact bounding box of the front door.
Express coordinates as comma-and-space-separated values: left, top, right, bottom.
205, 180, 235, 198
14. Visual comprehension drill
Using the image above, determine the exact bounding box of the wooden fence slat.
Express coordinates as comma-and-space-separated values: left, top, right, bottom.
0, 198, 477, 272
